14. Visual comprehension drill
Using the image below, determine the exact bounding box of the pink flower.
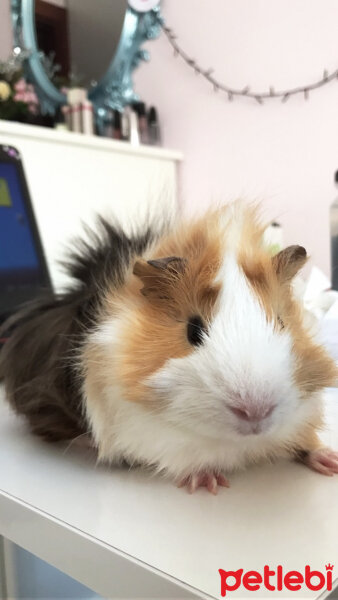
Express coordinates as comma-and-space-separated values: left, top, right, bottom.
25, 91, 38, 104
14, 89, 39, 105
13, 79, 39, 104
14, 78, 27, 92
14, 91, 25, 102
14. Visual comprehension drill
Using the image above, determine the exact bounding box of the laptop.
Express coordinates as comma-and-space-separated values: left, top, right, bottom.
0, 144, 52, 346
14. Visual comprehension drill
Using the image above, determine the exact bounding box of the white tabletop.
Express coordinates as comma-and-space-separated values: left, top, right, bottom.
0, 384, 337, 600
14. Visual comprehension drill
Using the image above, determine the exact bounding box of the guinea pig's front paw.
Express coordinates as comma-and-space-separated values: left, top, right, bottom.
304, 448, 338, 476
177, 471, 230, 495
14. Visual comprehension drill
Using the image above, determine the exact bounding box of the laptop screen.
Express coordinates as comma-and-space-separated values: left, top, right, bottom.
0, 146, 51, 325
0, 162, 42, 286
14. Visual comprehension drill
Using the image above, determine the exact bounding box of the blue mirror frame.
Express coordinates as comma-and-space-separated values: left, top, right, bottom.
10, 0, 162, 131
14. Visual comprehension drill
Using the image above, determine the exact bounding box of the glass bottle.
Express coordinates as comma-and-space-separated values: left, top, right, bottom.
330, 170, 338, 290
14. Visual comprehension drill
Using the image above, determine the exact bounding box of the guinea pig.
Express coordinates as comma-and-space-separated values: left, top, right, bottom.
1, 201, 337, 494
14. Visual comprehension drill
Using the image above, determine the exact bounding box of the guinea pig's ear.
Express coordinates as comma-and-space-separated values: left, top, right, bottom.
272, 245, 307, 281
133, 256, 186, 298
146, 256, 186, 272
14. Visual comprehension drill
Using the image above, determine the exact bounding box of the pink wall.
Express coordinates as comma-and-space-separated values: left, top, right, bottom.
0, 0, 12, 59
135, 0, 338, 276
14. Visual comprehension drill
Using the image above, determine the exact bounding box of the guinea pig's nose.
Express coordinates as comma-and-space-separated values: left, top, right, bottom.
229, 402, 275, 422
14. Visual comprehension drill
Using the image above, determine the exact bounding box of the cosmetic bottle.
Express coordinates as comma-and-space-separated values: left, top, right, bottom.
330, 171, 338, 290
102, 109, 114, 138
67, 88, 87, 133
72, 104, 82, 133
61, 105, 71, 130
121, 106, 131, 141
81, 99, 94, 135
133, 102, 148, 144
148, 106, 161, 145
113, 110, 122, 140
129, 108, 140, 146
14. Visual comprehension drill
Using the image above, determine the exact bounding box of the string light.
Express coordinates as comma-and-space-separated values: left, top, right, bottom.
159, 21, 338, 104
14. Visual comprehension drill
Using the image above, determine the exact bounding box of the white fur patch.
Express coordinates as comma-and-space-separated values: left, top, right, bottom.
147, 254, 298, 440
84, 251, 320, 481
91, 320, 119, 345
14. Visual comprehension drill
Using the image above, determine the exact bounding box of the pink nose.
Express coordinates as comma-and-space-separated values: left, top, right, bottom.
229, 402, 275, 422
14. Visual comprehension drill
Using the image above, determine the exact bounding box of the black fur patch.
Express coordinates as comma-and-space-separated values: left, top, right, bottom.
0, 218, 158, 442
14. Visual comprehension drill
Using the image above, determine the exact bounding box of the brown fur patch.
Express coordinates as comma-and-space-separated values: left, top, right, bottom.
239, 250, 278, 322
96, 213, 224, 403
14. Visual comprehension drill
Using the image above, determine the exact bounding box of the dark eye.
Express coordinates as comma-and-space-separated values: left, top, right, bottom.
277, 315, 285, 330
187, 316, 205, 346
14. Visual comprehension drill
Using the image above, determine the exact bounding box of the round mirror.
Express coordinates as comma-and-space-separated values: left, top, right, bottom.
11, 0, 162, 127
34, 0, 127, 88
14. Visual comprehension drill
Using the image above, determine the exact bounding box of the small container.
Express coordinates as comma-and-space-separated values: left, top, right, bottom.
103, 109, 114, 138
67, 88, 87, 133
129, 109, 140, 146
121, 106, 131, 141
67, 88, 87, 105
61, 105, 71, 130
330, 171, 338, 290
70, 103, 82, 133
81, 100, 94, 135
133, 101, 148, 144
147, 106, 161, 145
113, 110, 122, 140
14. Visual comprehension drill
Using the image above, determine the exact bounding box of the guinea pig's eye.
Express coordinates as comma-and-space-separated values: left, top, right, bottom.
187, 316, 206, 346
277, 315, 285, 330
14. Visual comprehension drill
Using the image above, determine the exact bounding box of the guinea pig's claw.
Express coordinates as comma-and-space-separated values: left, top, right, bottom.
177, 472, 230, 494
304, 448, 338, 476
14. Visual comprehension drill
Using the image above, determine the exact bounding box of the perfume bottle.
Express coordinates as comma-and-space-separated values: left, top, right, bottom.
129, 108, 140, 146
112, 110, 122, 140
121, 106, 131, 141
132, 102, 149, 144
148, 106, 161, 146
330, 171, 338, 290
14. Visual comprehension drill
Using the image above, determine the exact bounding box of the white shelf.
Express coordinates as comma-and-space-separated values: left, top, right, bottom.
0, 120, 183, 162
0, 385, 337, 599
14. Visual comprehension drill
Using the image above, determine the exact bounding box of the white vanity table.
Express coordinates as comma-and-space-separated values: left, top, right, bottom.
0, 386, 337, 600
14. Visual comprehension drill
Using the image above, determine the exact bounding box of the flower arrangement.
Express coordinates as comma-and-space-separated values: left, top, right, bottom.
0, 52, 40, 122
